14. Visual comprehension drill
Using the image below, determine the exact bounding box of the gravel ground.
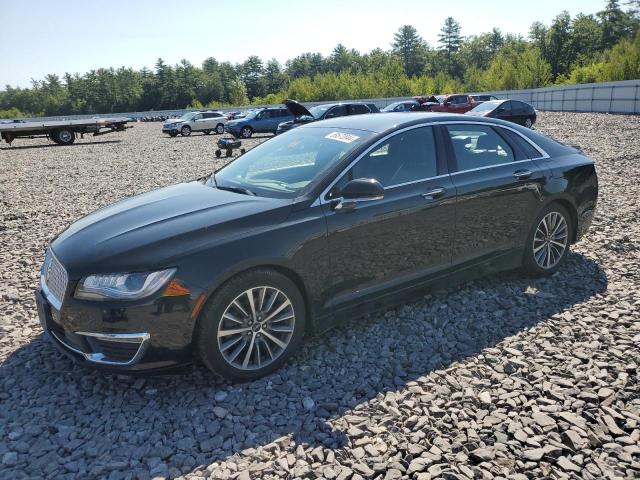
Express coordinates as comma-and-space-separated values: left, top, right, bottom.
0, 114, 639, 479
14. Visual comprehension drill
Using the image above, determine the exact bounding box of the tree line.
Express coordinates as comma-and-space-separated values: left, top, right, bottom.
1, 0, 638, 118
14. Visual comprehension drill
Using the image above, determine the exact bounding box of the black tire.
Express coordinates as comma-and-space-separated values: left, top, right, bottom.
524, 117, 534, 129
215, 149, 221, 158
169, 131, 178, 137
51, 128, 75, 145
226, 149, 232, 157
522, 203, 572, 276
180, 125, 192, 137
203, 130, 212, 135
196, 269, 306, 382
216, 123, 225, 134
240, 126, 253, 138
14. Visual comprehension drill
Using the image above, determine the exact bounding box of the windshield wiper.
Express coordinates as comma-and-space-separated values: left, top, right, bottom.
216, 185, 256, 196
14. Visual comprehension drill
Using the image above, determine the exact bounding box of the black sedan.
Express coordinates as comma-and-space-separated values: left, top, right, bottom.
276, 99, 379, 135
467, 99, 537, 128
36, 113, 598, 381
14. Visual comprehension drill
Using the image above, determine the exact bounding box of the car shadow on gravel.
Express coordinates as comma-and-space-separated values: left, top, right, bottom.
0, 140, 122, 150
0, 252, 607, 477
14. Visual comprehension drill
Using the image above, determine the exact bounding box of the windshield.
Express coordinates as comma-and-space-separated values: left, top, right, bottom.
180, 112, 197, 120
381, 102, 400, 112
242, 110, 261, 120
471, 100, 501, 112
435, 95, 447, 103
213, 127, 373, 199
308, 105, 330, 119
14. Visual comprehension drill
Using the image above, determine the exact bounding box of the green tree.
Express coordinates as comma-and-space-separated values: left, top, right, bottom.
546, 11, 573, 80
228, 78, 249, 105
438, 17, 463, 75
391, 25, 427, 77
518, 47, 552, 87
240, 56, 265, 100
571, 14, 603, 66
598, 0, 631, 48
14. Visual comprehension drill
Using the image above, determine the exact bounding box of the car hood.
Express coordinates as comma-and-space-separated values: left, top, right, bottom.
164, 118, 185, 125
52, 182, 292, 275
284, 99, 312, 118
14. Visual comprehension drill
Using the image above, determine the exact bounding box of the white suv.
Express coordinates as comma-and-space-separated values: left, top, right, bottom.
162, 111, 227, 137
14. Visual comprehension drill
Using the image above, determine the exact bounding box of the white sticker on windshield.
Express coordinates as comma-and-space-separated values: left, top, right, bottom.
325, 132, 360, 143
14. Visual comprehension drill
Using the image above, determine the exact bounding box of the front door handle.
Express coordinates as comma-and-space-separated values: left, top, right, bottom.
422, 187, 446, 200
513, 169, 532, 180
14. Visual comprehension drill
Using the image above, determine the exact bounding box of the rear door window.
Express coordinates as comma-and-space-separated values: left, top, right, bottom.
348, 104, 370, 115
499, 128, 543, 159
446, 125, 515, 171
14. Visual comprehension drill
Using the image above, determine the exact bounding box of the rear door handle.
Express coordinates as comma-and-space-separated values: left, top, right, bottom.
422, 187, 446, 200
513, 170, 532, 180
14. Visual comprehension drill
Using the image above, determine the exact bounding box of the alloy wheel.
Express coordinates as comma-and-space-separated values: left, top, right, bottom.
217, 286, 295, 370
532, 211, 568, 269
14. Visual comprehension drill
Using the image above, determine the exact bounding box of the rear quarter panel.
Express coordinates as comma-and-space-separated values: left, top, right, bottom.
536, 152, 598, 241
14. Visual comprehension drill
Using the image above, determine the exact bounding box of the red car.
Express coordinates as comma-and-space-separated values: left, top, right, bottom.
429, 94, 475, 113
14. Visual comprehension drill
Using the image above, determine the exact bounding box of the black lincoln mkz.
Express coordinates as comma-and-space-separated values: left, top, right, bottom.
36, 113, 598, 381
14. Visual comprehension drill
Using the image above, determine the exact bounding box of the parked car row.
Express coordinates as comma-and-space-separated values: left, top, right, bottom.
161, 95, 536, 140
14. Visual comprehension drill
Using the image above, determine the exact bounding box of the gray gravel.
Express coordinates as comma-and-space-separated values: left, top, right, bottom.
1, 114, 639, 479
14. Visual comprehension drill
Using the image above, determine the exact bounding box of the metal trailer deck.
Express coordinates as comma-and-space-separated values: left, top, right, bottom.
0, 117, 132, 145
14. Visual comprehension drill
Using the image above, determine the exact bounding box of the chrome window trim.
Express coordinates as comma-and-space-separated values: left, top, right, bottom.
313, 120, 550, 207
438, 120, 550, 160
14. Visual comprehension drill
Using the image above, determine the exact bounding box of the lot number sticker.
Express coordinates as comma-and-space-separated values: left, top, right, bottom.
325, 132, 360, 143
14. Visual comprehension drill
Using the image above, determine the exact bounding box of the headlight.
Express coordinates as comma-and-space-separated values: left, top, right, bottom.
75, 268, 176, 301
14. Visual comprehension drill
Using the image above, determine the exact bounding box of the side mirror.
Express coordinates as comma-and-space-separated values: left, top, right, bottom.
333, 178, 384, 212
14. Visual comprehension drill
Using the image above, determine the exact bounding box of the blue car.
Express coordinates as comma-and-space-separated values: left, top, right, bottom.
225, 107, 293, 138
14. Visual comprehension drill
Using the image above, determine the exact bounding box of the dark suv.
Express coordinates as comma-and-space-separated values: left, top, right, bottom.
276, 99, 379, 135
225, 107, 293, 138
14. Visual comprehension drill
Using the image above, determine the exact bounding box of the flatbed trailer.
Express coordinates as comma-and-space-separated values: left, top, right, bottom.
0, 117, 132, 146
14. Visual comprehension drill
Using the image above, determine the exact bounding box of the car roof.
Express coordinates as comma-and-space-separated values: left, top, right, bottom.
314, 101, 371, 108
298, 112, 525, 134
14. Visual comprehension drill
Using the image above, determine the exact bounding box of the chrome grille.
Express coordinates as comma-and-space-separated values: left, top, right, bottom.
42, 250, 68, 304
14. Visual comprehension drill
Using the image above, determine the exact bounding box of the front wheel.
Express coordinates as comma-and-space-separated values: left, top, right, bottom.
196, 269, 306, 382
240, 126, 253, 138
216, 123, 225, 134
180, 125, 192, 137
522, 203, 572, 276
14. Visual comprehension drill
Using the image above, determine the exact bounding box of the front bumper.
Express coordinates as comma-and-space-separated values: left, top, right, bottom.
224, 125, 242, 136
162, 127, 178, 134
35, 285, 195, 373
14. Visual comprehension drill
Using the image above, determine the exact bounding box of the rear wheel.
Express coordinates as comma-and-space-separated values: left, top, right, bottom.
216, 123, 225, 134
525, 117, 533, 128
51, 128, 75, 145
196, 269, 306, 382
180, 125, 191, 137
522, 203, 572, 276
